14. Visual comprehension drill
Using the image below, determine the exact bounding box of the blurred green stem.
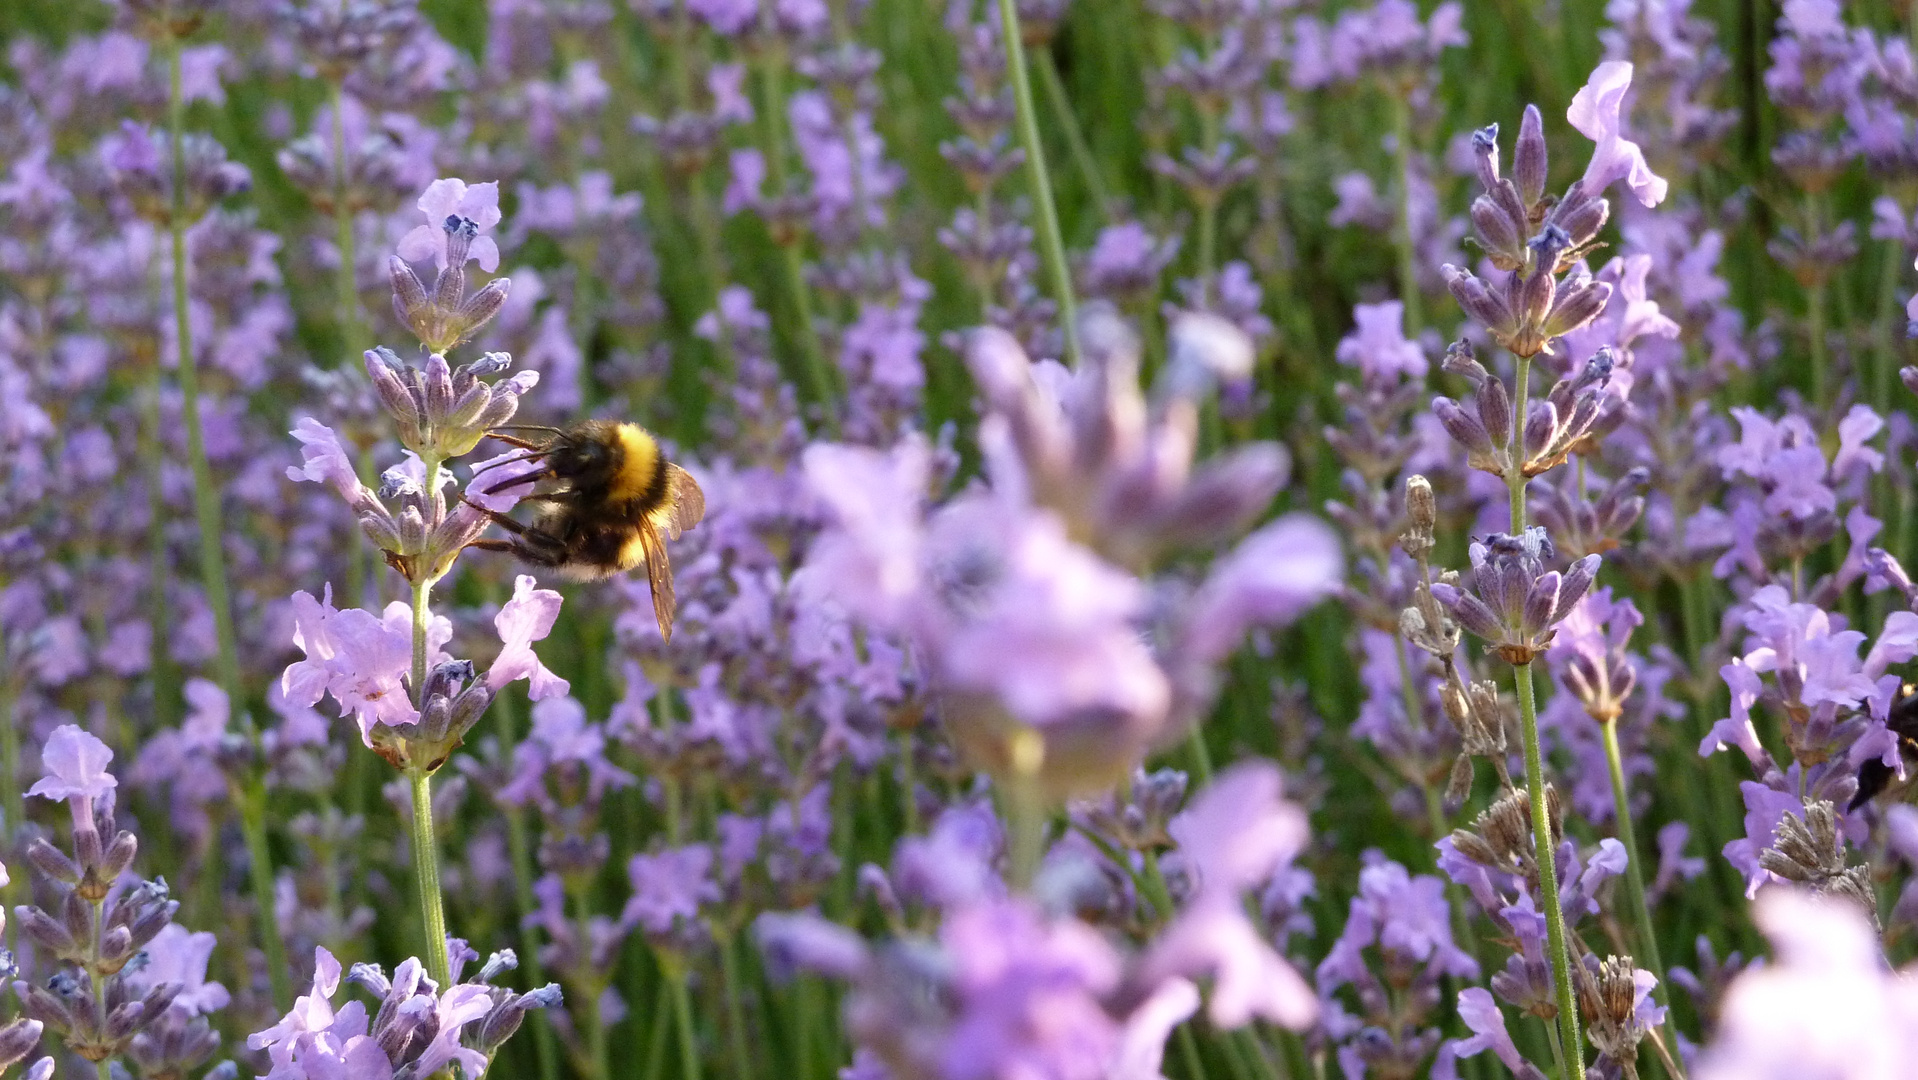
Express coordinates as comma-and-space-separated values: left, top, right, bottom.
997, 0, 1082, 364
1601, 720, 1683, 1078
1388, 92, 1423, 334
169, 37, 292, 1008
330, 80, 361, 369
1033, 45, 1113, 219
664, 954, 704, 1080
751, 28, 836, 414
1514, 663, 1584, 1078
496, 686, 563, 1080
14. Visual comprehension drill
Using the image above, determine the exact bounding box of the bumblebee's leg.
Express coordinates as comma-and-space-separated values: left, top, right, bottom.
461, 498, 535, 534
479, 468, 555, 497
485, 433, 545, 451
464, 536, 568, 567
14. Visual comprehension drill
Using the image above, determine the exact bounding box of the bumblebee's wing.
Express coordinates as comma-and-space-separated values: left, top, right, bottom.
659, 464, 706, 540
638, 523, 677, 641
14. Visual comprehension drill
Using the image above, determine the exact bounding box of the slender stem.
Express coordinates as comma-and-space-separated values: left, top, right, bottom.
139, 378, 180, 729
1876, 235, 1904, 412
1004, 726, 1047, 890
90, 893, 114, 1079
1601, 720, 1684, 1078
496, 684, 562, 1080
165, 42, 241, 700
1176, 1026, 1212, 1080
239, 777, 295, 1008
1388, 92, 1423, 334
1541, 1015, 1569, 1080
1184, 723, 1216, 784
1808, 278, 1829, 413
665, 956, 705, 1080
996, 0, 1082, 365
1032, 46, 1113, 218
718, 930, 758, 1080
752, 32, 836, 414
330, 80, 362, 370
1514, 663, 1585, 1077
169, 38, 295, 1005
408, 766, 451, 985
1508, 356, 1532, 531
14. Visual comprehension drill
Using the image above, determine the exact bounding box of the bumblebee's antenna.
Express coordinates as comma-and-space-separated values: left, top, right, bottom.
490, 424, 571, 439
469, 451, 547, 480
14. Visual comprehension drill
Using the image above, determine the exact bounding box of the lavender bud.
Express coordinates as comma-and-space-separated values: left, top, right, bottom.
389, 257, 429, 323
444, 384, 493, 432
397, 507, 429, 556
422, 353, 455, 423
1478, 375, 1514, 449
453, 278, 511, 339
0, 1020, 43, 1071
25, 839, 80, 885
1522, 571, 1563, 637
1433, 398, 1496, 459
1442, 339, 1489, 382
1471, 124, 1501, 190
16, 907, 76, 956
100, 833, 138, 882
474, 392, 522, 432
98, 926, 135, 969
1544, 281, 1614, 338
1514, 104, 1547, 206
1560, 554, 1601, 612
1471, 195, 1526, 266
1523, 400, 1558, 463
1549, 187, 1609, 248
361, 511, 405, 554
447, 685, 493, 740
1442, 265, 1513, 333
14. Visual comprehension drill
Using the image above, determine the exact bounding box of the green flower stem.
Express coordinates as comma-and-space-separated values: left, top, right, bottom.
751, 28, 836, 415
407, 547, 451, 986
718, 929, 758, 1080
996, 0, 1082, 365
239, 776, 295, 1008
1388, 92, 1423, 334
407, 764, 452, 986
1876, 235, 1906, 412
165, 42, 241, 702
1514, 662, 1584, 1078
1809, 277, 1829, 413
0, 662, 15, 843
139, 381, 180, 729
168, 38, 294, 1008
1507, 356, 1532, 532
1032, 45, 1113, 219
1600, 719, 1682, 1077
1003, 726, 1048, 891
330, 79, 362, 369
90, 894, 113, 1080
491, 678, 562, 1080
664, 954, 705, 1080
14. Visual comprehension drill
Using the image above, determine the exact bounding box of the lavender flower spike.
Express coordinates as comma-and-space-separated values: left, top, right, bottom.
1430, 527, 1601, 665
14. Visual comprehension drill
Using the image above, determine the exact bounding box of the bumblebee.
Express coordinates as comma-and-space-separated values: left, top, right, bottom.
1850, 683, 1918, 811
466, 420, 705, 641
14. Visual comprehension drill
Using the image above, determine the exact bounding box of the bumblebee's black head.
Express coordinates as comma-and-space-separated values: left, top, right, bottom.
541, 420, 664, 505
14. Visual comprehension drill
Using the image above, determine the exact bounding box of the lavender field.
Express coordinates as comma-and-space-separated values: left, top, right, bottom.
1, 0, 1915, 1077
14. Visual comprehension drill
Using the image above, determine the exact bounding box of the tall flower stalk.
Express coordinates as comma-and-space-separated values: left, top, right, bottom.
159, 30, 295, 1011
995, 0, 1080, 364
1432, 63, 1673, 1078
